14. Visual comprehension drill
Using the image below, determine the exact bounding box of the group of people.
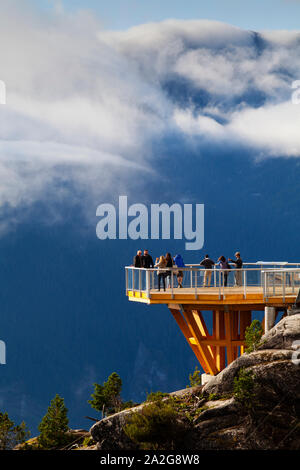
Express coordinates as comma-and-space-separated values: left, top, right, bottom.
132, 249, 243, 291
200, 252, 243, 287
133, 250, 185, 291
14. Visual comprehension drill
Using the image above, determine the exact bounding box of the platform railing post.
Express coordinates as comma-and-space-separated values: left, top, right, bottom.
243, 269, 246, 299
195, 268, 198, 299
125, 268, 128, 294
214, 265, 217, 287
146, 270, 150, 298
283, 271, 286, 303
139, 269, 142, 294
171, 269, 174, 299
132, 269, 135, 294
263, 271, 267, 300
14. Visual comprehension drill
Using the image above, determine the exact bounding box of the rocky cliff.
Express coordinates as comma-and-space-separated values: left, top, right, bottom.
90, 314, 300, 450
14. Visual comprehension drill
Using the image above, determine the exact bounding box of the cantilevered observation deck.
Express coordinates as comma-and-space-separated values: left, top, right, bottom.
125, 262, 300, 377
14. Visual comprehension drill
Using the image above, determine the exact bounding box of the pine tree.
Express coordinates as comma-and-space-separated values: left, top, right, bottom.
88, 372, 123, 417
245, 319, 263, 353
188, 366, 202, 387
38, 394, 69, 449
0, 411, 29, 450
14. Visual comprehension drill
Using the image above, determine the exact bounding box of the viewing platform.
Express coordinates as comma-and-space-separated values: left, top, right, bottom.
126, 263, 300, 308
125, 262, 300, 379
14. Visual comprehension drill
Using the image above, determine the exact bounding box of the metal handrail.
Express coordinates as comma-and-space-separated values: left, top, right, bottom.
262, 268, 300, 302
126, 265, 300, 301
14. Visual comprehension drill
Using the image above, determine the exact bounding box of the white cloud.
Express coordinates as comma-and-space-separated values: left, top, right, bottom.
228, 101, 300, 157
0, 3, 300, 231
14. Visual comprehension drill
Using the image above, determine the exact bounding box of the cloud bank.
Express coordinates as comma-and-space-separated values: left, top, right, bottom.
0, 1, 300, 229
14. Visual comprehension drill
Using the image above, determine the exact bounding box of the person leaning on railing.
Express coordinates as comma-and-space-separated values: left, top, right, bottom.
142, 249, 154, 268
200, 254, 215, 287
133, 250, 142, 267
217, 256, 231, 287
228, 252, 243, 286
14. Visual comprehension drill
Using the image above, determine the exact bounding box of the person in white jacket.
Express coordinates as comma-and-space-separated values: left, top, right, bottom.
155, 256, 167, 291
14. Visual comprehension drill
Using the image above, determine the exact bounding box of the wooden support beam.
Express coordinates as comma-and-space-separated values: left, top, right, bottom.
169, 305, 253, 375
239, 310, 252, 355
213, 310, 226, 371
182, 308, 219, 375
169, 308, 210, 374
231, 311, 239, 360
224, 311, 234, 365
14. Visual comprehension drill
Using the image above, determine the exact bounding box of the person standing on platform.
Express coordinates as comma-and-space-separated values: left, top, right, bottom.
142, 249, 154, 269
133, 250, 142, 267
132, 250, 142, 290
155, 255, 167, 291
173, 254, 185, 288
200, 254, 215, 287
229, 252, 243, 286
165, 252, 174, 288
217, 255, 231, 287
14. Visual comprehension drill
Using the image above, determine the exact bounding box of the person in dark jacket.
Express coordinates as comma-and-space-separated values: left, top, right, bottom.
217, 255, 231, 287
141, 249, 154, 269
132, 250, 142, 291
165, 252, 173, 288
200, 254, 215, 287
133, 250, 142, 267
229, 252, 243, 286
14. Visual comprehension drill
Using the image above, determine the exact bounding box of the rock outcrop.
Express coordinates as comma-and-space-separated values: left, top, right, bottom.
90, 314, 300, 450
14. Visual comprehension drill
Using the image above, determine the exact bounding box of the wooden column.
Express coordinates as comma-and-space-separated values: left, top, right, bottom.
213, 310, 226, 372
168, 305, 250, 375
239, 311, 252, 354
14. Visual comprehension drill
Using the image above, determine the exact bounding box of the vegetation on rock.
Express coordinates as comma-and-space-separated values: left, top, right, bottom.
88, 372, 136, 418
124, 396, 187, 450
0, 411, 30, 450
188, 365, 202, 387
38, 394, 69, 449
233, 367, 256, 411
245, 319, 263, 353
146, 391, 170, 402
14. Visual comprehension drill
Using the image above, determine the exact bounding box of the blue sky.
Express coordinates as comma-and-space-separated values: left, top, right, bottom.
34, 0, 300, 31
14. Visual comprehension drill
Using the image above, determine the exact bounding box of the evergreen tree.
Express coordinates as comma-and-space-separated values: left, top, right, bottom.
188, 366, 202, 387
88, 372, 123, 417
245, 319, 263, 353
38, 394, 69, 449
0, 411, 29, 450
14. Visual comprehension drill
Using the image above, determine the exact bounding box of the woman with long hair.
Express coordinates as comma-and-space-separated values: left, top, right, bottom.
155, 255, 167, 291
217, 255, 231, 287
165, 252, 173, 288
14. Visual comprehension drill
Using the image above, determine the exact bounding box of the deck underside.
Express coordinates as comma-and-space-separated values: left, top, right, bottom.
127, 285, 297, 309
